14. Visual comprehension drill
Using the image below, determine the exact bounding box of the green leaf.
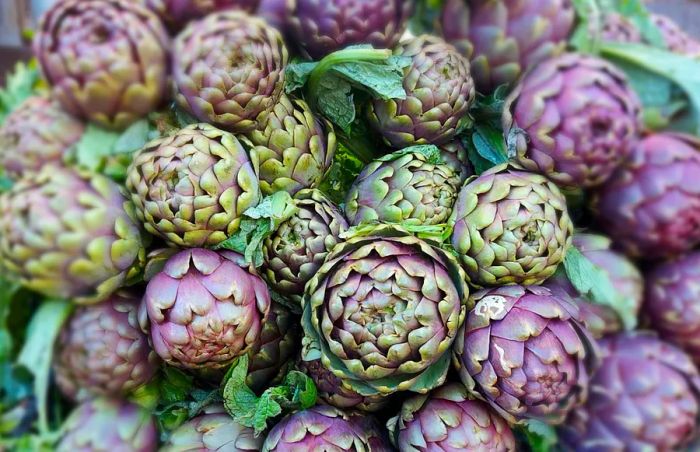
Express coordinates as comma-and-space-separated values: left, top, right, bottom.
0, 62, 41, 126
0, 278, 22, 362
409, 0, 446, 36
376, 144, 442, 164
517, 420, 558, 452
73, 124, 121, 172
318, 143, 365, 204
172, 104, 198, 129
0, 173, 13, 193
284, 61, 318, 93
462, 123, 510, 174
113, 119, 151, 154
316, 75, 356, 131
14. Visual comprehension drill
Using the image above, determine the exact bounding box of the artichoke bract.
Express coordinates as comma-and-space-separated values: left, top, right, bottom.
504, 53, 642, 188
54, 292, 159, 402
368, 35, 476, 148
285, 0, 413, 60
126, 123, 260, 248
601, 13, 643, 43
173, 11, 288, 133
389, 383, 516, 451
145, 0, 259, 30
247, 95, 336, 196
0, 96, 84, 180
344, 146, 465, 227
139, 248, 271, 370
593, 133, 700, 259
558, 333, 700, 451
57, 398, 157, 452
453, 285, 598, 424
262, 189, 348, 307
450, 164, 573, 287
439, 0, 575, 92
302, 225, 469, 397
34, 0, 169, 130
439, 140, 474, 180
0, 166, 146, 305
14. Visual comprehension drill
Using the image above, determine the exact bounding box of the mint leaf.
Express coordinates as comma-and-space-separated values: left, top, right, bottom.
517, 420, 558, 452
73, 124, 121, 172
0, 62, 41, 126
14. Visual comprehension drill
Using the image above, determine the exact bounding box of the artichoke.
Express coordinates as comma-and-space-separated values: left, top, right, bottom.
438, 0, 575, 92
558, 333, 700, 451
262, 189, 348, 307
503, 53, 642, 188
0, 165, 146, 304
145, 0, 259, 30
439, 140, 474, 180
247, 94, 336, 196
57, 397, 157, 452
388, 383, 516, 451
302, 225, 469, 397
593, 133, 700, 259
652, 14, 700, 58
601, 13, 643, 43
126, 123, 261, 248
449, 164, 573, 287
453, 285, 598, 424
285, 0, 413, 60
33, 0, 169, 130
0, 96, 84, 180
257, 0, 286, 32
173, 11, 288, 134
344, 146, 465, 227
54, 291, 159, 401
139, 248, 271, 370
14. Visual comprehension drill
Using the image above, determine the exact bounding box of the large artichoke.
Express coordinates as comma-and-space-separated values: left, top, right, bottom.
438, 0, 575, 92
145, 0, 259, 30
285, 0, 413, 60
558, 333, 700, 451
247, 94, 336, 196
173, 11, 288, 133
0, 166, 146, 304
139, 248, 271, 369
368, 35, 476, 149
33, 0, 169, 130
593, 133, 700, 259
262, 189, 348, 307
453, 285, 598, 424
449, 164, 573, 287
503, 53, 642, 188
126, 123, 260, 248
388, 383, 516, 451
344, 146, 465, 227
54, 291, 159, 401
302, 225, 469, 397
56, 397, 157, 452
0, 96, 84, 179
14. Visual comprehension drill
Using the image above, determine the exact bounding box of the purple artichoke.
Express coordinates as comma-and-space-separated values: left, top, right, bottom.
34, 0, 169, 130
453, 285, 598, 424
139, 248, 271, 370
257, 0, 287, 32
439, 140, 474, 180
601, 13, 643, 43
503, 53, 642, 188
652, 14, 700, 58
593, 133, 700, 259
145, 0, 259, 30
558, 333, 700, 451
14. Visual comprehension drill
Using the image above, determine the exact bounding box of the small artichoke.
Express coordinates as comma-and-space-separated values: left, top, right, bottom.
0, 96, 84, 179
34, 0, 169, 130
57, 398, 157, 452
173, 11, 288, 133
285, 0, 413, 60
0, 165, 146, 304
145, 0, 259, 30
262, 189, 348, 307
139, 248, 271, 369
388, 383, 516, 451
368, 35, 476, 148
652, 14, 700, 58
54, 291, 159, 401
593, 133, 700, 259
558, 333, 700, 451
247, 94, 336, 196
450, 164, 573, 287
601, 13, 643, 43
453, 285, 598, 424
344, 146, 465, 227
302, 225, 469, 397
126, 123, 261, 248
503, 53, 642, 188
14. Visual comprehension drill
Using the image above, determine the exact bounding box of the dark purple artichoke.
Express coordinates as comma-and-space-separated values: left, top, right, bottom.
453, 285, 598, 424
257, 0, 286, 32
558, 333, 700, 451
145, 0, 259, 30
593, 133, 700, 259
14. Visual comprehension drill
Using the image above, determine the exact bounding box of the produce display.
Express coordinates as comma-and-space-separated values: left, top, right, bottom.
2, 0, 700, 451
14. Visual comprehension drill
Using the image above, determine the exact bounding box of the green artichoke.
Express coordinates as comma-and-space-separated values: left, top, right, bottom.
262, 189, 348, 307
302, 225, 469, 397
449, 164, 573, 287
33, 0, 170, 130
173, 11, 288, 133
126, 123, 260, 248
0, 165, 146, 304
247, 94, 336, 196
